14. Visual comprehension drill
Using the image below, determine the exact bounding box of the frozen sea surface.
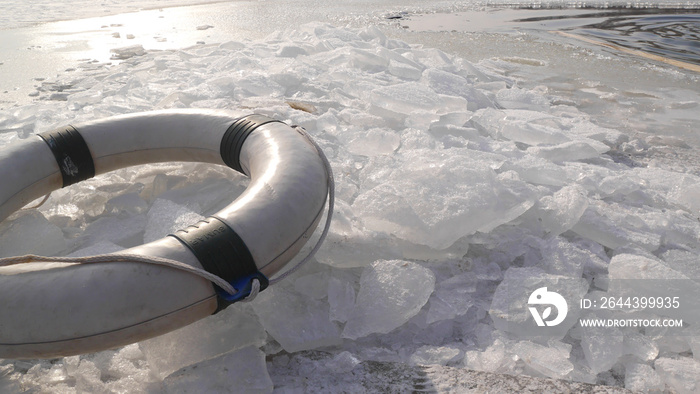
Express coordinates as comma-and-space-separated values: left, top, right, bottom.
1, 0, 700, 393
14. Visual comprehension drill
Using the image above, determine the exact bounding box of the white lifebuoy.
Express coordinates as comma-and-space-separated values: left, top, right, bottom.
0, 110, 331, 359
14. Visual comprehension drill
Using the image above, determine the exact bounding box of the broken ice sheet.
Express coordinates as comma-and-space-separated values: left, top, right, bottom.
527, 140, 608, 163
342, 260, 435, 339
140, 304, 266, 379
661, 249, 700, 281
607, 253, 700, 325
579, 317, 623, 374
512, 340, 574, 379
328, 276, 356, 323
536, 236, 604, 278
143, 198, 204, 243
426, 272, 476, 324
622, 332, 658, 362
536, 185, 588, 237
0, 211, 66, 257
253, 283, 341, 353
571, 201, 662, 252
352, 148, 534, 250
162, 346, 273, 393
81, 213, 146, 248
326, 351, 361, 373
463, 338, 509, 373
345, 127, 401, 157
110, 45, 146, 60
409, 345, 463, 366
654, 357, 700, 394
68, 240, 123, 257
624, 363, 665, 393
421, 68, 494, 111
489, 267, 588, 338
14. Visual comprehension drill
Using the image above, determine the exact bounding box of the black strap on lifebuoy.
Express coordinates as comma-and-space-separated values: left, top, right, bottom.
38, 126, 95, 187
220, 114, 282, 175
170, 217, 268, 313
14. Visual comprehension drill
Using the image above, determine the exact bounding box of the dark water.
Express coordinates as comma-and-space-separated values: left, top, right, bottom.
515, 9, 700, 67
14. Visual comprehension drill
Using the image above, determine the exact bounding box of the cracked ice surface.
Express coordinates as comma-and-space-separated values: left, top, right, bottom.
1, 17, 700, 394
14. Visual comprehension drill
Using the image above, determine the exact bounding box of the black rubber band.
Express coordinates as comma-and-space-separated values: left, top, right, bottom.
220, 115, 282, 174
39, 126, 95, 187
170, 217, 266, 311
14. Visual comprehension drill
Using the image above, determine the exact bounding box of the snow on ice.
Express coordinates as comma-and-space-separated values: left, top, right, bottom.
0, 20, 699, 393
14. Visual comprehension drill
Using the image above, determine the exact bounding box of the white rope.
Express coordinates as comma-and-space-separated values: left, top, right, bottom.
240, 278, 260, 303
0, 253, 236, 295
0, 126, 334, 302
21, 192, 52, 210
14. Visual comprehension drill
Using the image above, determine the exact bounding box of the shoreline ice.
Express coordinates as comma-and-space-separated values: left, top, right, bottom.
1, 2, 700, 393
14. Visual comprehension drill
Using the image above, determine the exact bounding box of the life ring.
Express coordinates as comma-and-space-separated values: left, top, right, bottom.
0, 110, 331, 359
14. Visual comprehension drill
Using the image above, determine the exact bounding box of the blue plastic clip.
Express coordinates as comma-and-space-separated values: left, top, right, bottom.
216, 271, 270, 305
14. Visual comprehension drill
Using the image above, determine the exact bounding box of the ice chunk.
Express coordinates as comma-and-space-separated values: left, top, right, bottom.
409, 345, 463, 366
527, 140, 606, 163
536, 237, 594, 278
353, 149, 532, 250
489, 267, 588, 338
143, 198, 204, 243
140, 304, 266, 379
597, 174, 643, 198
162, 346, 273, 393
81, 213, 146, 247
236, 74, 285, 98
254, 284, 341, 352
571, 202, 661, 252
496, 87, 549, 110
580, 321, 623, 374
328, 276, 356, 323
104, 192, 148, 215
0, 211, 66, 257
74, 359, 107, 393
314, 199, 402, 268
609, 253, 688, 281
277, 45, 309, 58
426, 273, 476, 324
537, 185, 588, 236
346, 128, 400, 157
504, 156, 568, 186
110, 45, 145, 60
294, 271, 329, 300
654, 357, 700, 394
370, 82, 441, 115
464, 339, 508, 373
624, 363, 665, 393
623, 332, 658, 361
608, 254, 700, 325
349, 48, 389, 72
661, 249, 700, 280
429, 112, 470, 130
388, 59, 422, 80
501, 121, 570, 146
343, 260, 435, 339
512, 340, 574, 379
68, 240, 123, 257
326, 351, 361, 373
470, 108, 575, 146
422, 68, 493, 110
